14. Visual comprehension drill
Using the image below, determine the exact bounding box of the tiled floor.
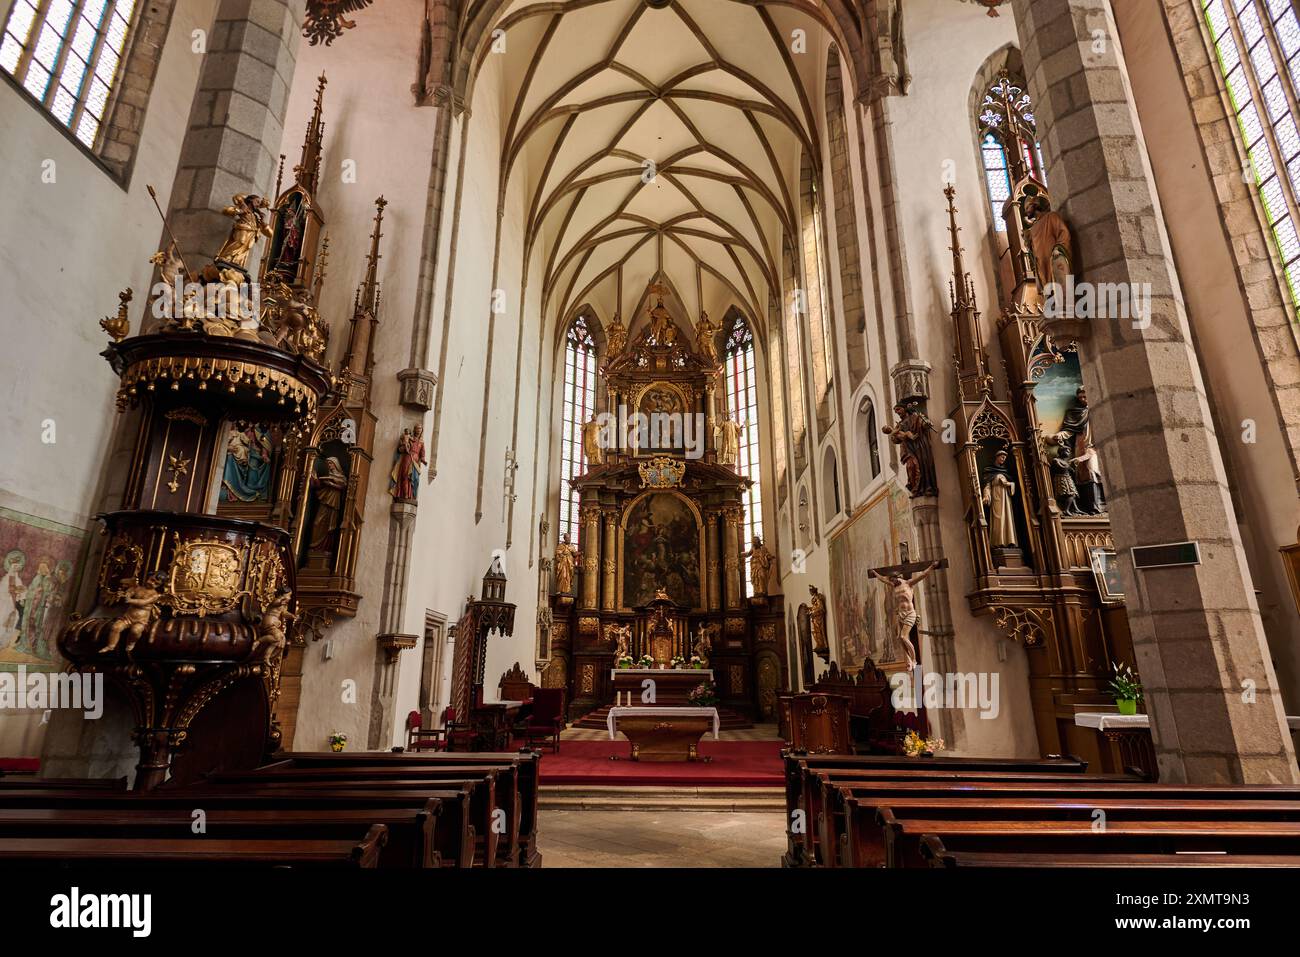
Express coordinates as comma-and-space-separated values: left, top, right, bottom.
537, 808, 786, 867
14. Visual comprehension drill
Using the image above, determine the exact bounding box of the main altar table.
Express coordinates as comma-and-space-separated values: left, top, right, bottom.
607, 706, 720, 762
610, 668, 713, 706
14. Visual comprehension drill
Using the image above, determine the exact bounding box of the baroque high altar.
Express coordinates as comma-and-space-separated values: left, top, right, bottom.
544, 289, 786, 725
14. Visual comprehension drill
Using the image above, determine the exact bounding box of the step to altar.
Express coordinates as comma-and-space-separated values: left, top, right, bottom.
539, 784, 784, 811
573, 704, 753, 731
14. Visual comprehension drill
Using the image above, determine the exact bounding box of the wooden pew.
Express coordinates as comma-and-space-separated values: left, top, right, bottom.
268, 749, 544, 867
826, 780, 1300, 867
0, 786, 476, 869
0, 803, 443, 868
882, 817, 1300, 868
0, 776, 129, 790
0, 825, 388, 867
780, 752, 1089, 866
207, 767, 511, 867
919, 835, 1300, 868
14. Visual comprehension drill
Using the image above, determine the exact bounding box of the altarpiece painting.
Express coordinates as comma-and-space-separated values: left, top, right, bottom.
621, 492, 702, 609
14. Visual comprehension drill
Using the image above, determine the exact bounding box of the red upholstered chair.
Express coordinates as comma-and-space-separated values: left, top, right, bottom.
441, 706, 477, 752
520, 687, 566, 753
405, 710, 447, 752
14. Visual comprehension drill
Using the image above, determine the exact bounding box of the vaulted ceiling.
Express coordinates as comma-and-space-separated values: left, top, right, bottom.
471, 0, 853, 339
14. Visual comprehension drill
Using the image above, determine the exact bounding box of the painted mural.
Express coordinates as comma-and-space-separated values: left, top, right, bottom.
0, 508, 86, 672
828, 482, 914, 670
622, 492, 701, 609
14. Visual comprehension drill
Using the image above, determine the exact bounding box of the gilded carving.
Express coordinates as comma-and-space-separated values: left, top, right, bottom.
168, 539, 244, 616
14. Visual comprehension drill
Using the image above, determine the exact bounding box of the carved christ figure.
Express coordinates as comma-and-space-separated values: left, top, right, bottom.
868, 561, 939, 671
743, 535, 774, 597
553, 534, 579, 594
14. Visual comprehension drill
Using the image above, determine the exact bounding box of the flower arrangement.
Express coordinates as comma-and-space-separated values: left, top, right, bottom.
328, 731, 347, 753
687, 680, 718, 707
636, 654, 655, 669
616, 655, 635, 669
1108, 661, 1143, 715
689, 655, 705, 669
902, 730, 945, 757
670, 656, 686, 669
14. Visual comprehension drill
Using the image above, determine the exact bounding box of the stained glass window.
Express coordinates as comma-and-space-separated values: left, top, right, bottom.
1202, 0, 1300, 305
977, 73, 1046, 232
1, 0, 138, 149
559, 314, 597, 545
725, 313, 764, 595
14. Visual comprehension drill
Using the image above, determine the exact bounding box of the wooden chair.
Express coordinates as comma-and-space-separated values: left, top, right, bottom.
405, 710, 447, 752
440, 707, 476, 752
519, 688, 565, 753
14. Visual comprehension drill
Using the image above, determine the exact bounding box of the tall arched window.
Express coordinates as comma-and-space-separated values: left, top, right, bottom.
799, 152, 833, 424
1, 0, 139, 147
559, 314, 596, 545
977, 72, 1046, 232
1202, 0, 1300, 303
725, 312, 764, 595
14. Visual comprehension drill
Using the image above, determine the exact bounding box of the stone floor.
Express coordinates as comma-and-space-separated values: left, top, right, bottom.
537, 808, 786, 867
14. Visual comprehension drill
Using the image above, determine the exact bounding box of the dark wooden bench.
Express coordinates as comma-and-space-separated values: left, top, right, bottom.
267, 749, 543, 867
0, 786, 476, 868
206, 768, 510, 867
883, 817, 1300, 868
0, 825, 388, 867
919, 836, 1300, 868
829, 780, 1300, 867
0, 802, 444, 868
0, 776, 129, 790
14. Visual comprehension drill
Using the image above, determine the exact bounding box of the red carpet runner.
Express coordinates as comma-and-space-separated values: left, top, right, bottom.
537, 740, 783, 787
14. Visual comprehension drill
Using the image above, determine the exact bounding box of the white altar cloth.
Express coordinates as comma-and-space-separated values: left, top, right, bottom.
607, 706, 720, 740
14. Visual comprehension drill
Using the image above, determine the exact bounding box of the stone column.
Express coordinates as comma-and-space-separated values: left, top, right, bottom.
601, 510, 617, 611
911, 497, 963, 750
581, 505, 601, 609
165, 0, 306, 268
368, 501, 419, 749
723, 506, 743, 609
705, 509, 722, 611
1012, 0, 1297, 784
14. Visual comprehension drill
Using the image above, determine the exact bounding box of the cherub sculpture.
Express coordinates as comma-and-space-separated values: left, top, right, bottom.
101, 578, 162, 656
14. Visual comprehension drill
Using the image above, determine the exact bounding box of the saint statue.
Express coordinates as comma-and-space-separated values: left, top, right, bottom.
209, 194, 271, 278
389, 424, 428, 501
1060, 387, 1090, 455
808, 584, 829, 660
1049, 434, 1082, 517
553, 534, 579, 594
868, 561, 939, 671
1072, 436, 1106, 515
309, 457, 348, 551
581, 413, 605, 466
692, 621, 718, 662
981, 448, 1019, 550
743, 535, 774, 597
715, 414, 743, 467
1025, 194, 1074, 293
606, 314, 628, 355
695, 310, 719, 365
882, 401, 938, 497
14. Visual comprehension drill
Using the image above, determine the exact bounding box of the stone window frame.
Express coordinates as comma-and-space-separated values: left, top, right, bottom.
0, 0, 176, 185
724, 309, 764, 594
558, 311, 599, 547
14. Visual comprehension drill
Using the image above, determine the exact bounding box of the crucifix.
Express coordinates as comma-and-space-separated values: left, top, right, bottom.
867, 541, 948, 671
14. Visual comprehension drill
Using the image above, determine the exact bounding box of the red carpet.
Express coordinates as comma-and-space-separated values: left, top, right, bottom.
537, 739, 783, 787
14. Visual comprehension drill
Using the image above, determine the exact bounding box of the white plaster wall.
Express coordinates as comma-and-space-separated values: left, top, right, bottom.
0, 0, 219, 758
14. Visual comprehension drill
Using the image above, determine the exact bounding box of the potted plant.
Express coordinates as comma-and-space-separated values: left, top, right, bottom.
689, 655, 705, 669
637, 654, 655, 669
328, 731, 347, 753
1108, 661, 1143, 715
616, 655, 634, 669
670, 655, 686, 669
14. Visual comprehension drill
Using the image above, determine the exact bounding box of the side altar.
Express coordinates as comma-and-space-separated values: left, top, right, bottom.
543, 287, 787, 723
